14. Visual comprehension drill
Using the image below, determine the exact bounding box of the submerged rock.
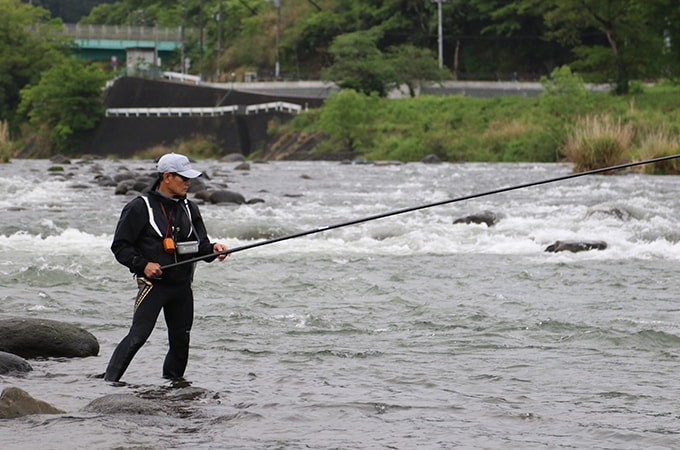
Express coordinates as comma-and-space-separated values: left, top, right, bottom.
453, 210, 501, 227
84, 394, 169, 416
0, 317, 99, 359
0, 387, 65, 419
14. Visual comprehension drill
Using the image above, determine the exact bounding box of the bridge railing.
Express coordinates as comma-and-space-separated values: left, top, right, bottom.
105, 102, 303, 118
245, 102, 302, 115
58, 24, 186, 41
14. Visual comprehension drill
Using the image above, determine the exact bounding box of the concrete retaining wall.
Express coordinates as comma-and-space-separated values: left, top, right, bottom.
82, 77, 324, 158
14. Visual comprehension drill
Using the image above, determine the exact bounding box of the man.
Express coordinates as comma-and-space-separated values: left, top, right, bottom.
104, 153, 228, 382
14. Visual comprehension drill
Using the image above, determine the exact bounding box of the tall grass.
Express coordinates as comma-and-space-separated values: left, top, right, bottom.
634, 126, 680, 174
0, 121, 10, 163
560, 114, 635, 172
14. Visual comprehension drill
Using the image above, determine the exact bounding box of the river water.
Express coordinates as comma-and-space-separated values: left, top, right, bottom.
1, 158, 680, 449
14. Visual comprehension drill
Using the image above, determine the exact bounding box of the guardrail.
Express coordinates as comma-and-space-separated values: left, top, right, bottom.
105, 102, 303, 117
245, 102, 302, 114
163, 71, 201, 85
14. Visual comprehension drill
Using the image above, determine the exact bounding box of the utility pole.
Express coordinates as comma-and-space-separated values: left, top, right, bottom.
431, 0, 448, 70
199, 0, 204, 77
180, 0, 186, 74
275, 0, 281, 79
217, 0, 223, 78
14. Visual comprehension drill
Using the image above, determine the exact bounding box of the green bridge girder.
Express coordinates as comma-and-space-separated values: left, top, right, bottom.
74, 38, 182, 61
58, 24, 186, 62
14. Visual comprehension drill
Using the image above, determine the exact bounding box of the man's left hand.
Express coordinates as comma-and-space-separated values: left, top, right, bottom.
213, 243, 229, 261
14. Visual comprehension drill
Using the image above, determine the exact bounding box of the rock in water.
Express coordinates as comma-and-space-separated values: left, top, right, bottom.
0, 351, 32, 375
0, 317, 99, 358
544, 240, 607, 253
84, 394, 168, 416
0, 387, 65, 418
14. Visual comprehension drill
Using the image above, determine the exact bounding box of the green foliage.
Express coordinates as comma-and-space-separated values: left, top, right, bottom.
0, 0, 73, 133
288, 84, 680, 163
323, 32, 445, 98
539, 65, 593, 117
53, 0, 680, 87
541, 0, 666, 95
386, 45, 446, 97
18, 57, 109, 154
322, 30, 394, 97
313, 89, 378, 153
339, 94, 562, 162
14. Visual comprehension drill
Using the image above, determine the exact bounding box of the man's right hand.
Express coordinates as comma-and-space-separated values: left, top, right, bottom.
144, 262, 162, 278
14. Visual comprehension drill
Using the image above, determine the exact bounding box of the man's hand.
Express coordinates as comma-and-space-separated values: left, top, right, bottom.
213, 243, 229, 261
144, 262, 162, 278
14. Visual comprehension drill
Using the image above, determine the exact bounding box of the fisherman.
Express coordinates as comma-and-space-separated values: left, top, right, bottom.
104, 153, 229, 383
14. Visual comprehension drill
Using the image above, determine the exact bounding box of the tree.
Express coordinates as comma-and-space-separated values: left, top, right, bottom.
314, 89, 377, 153
466, 0, 572, 78
387, 44, 443, 97
322, 30, 395, 96
18, 57, 109, 154
539, 0, 668, 94
0, 0, 71, 134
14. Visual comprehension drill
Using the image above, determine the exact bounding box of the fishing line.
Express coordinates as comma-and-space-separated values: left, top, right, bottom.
161, 153, 680, 270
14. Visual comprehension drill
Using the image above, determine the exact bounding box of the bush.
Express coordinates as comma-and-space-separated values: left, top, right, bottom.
540, 66, 594, 117
313, 89, 378, 153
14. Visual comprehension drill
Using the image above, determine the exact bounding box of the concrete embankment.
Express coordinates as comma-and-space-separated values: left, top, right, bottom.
83, 77, 326, 158
82, 77, 556, 158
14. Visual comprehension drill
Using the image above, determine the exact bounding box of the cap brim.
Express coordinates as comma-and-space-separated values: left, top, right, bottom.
177, 169, 203, 179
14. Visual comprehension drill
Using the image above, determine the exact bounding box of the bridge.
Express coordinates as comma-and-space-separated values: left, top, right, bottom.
56, 24, 187, 65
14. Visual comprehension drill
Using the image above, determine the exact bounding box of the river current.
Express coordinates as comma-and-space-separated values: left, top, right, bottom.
1, 158, 680, 449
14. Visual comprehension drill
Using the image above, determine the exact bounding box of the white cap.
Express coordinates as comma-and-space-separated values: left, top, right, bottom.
156, 153, 202, 179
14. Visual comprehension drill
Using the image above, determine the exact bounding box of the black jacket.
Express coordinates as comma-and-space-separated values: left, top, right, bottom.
111, 190, 217, 284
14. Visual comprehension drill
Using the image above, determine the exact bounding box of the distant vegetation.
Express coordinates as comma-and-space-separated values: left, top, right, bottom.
2, 0, 679, 171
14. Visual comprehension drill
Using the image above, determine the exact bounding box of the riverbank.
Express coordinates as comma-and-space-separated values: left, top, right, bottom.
7, 76, 679, 167
275, 80, 680, 165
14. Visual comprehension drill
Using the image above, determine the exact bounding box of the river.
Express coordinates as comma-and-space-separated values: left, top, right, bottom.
1, 158, 679, 449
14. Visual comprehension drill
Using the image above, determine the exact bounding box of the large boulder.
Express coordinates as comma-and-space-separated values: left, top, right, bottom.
545, 240, 608, 253
209, 190, 246, 205
0, 318, 99, 358
0, 351, 32, 375
0, 387, 65, 419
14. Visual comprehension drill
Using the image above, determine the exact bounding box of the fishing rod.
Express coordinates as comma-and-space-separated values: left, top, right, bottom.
161, 153, 680, 270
